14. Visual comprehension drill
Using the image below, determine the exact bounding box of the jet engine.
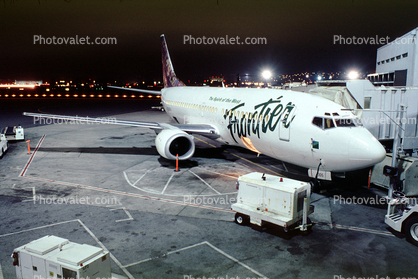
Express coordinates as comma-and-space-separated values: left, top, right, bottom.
155, 129, 195, 160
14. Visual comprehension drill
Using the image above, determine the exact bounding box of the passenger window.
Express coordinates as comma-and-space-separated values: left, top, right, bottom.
324, 118, 335, 129
312, 117, 323, 128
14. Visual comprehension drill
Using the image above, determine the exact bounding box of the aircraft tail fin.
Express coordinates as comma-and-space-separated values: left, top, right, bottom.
161, 34, 185, 88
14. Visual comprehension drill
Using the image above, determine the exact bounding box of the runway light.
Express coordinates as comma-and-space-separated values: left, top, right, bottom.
348, 71, 359, 80
57, 94, 62, 97
5, 94, 9, 97
123, 95, 127, 98
114, 95, 119, 98
98, 94, 103, 98
131, 95, 135, 98
42, 94, 46, 97
106, 94, 111, 98
148, 95, 152, 98
50, 94, 54, 97
34, 94, 39, 97
90, 94, 94, 98
19, 94, 24, 97
65, 94, 70, 97
27, 94, 31, 97
73, 94, 78, 97
139, 95, 144, 98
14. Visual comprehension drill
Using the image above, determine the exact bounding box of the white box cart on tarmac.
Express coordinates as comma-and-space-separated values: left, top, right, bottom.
1, 126, 24, 141
231, 172, 314, 233
11, 235, 127, 279
0, 133, 8, 159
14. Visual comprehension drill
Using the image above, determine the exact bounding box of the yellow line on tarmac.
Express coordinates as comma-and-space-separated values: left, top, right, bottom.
194, 136, 217, 148
194, 136, 287, 178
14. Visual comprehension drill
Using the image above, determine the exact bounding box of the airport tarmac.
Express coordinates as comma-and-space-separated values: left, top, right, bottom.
0, 98, 417, 279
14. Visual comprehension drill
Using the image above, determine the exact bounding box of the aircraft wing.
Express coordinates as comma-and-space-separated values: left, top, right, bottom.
107, 85, 161, 95
22, 112, 219, 138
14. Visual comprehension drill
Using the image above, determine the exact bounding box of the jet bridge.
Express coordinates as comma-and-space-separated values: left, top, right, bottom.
290, 79, 418, 153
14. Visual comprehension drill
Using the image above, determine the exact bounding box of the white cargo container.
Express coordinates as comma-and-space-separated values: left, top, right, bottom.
12, 235, 112, 279
231, 172, 314, 232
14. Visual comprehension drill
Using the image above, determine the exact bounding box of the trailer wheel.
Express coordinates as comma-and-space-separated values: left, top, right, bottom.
405, 216, 418, 246
235, 213, 249, 226
300, 218, 313, 236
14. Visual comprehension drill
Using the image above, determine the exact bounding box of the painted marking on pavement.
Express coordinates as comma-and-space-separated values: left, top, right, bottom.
20, 134, 46, 177
123, 241, 268, 279
188, 169, 221, 194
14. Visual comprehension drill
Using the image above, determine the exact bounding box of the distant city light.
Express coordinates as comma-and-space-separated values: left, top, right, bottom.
347, 71, 359, 80
317, 76, 322, 81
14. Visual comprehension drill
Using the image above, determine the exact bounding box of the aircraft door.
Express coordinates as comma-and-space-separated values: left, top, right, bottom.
278, 104, 296, 142
279, 119, 290, 141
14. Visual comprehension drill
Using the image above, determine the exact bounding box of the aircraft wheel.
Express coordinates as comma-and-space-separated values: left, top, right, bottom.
309, 180, 321, 193
0, 148, 3, 159
235, 213, 249, 226
405, 216, 418, 246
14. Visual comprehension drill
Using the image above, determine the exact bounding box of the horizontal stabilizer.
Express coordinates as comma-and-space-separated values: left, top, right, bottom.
107, 86, 161, 95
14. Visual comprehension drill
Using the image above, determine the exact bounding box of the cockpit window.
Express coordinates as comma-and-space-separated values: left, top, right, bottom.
312, 117, 323, 128
313, 116, 356, 129
324, 118, 335, 129
312, 117, 335, 129
335, 118, 356, 127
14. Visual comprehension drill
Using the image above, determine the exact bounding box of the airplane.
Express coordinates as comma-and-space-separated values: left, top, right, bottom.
24, 34, 386, 187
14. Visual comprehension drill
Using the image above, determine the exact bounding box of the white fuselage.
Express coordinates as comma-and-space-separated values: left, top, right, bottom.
161, 86, 386, 173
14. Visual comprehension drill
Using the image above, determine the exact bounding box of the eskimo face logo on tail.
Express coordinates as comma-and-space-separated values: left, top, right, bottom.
223, 97, 296, 143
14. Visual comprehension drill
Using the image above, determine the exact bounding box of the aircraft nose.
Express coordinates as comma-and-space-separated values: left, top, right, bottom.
349, 131, 386, 170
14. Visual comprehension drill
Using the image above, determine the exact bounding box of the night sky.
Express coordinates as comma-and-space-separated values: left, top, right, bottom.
1, 0, 417, 83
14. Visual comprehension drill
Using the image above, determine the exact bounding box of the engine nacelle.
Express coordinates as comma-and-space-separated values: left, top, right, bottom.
155, 129, 195, 160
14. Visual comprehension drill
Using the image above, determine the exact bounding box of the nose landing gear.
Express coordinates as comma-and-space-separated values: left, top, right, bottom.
310, 161, 322, 193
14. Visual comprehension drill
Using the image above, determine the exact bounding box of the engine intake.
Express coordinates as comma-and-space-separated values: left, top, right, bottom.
155, 129, 195, 160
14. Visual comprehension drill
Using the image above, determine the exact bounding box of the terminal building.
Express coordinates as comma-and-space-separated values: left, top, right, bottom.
368, 27, 418, 87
